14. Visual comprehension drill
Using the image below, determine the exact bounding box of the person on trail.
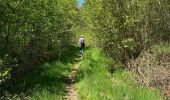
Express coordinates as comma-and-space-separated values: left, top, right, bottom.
79, 35, 85, 56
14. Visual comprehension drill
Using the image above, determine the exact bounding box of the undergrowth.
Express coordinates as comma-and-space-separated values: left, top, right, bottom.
26, 61, 72, 100
26, 45, 79, 100
153, 42, 170, 58
1, 45, 78, 100
76, 48, 163, 100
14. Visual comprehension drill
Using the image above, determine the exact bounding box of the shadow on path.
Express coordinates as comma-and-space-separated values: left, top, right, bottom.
0, 45, 81, 99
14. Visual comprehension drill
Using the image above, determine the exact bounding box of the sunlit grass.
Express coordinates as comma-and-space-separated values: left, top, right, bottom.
15, 45, 79, 100
76, 48, 163, 100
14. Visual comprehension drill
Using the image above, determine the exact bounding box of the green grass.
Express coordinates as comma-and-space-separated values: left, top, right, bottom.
1, 45, 165, 100
25, 61, 72, 100
153, 42, 170, 58
0, 45, 79, 100
76, 48, 163, 100
25, 45, 79, 100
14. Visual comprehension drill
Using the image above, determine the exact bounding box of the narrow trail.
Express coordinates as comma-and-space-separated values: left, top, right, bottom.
64, 56, 81, 100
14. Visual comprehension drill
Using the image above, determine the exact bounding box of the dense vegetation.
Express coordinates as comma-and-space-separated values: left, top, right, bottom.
0, 0, 169, 99
79, 1, 170, 99
0, 0, 77, 97
76, 48, 163, 100
81, 0, 170, 66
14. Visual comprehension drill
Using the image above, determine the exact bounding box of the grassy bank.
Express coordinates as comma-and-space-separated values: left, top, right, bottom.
76, 48, 163, 100
26, 45, 79, 100
1, 45, 79, 100
26, 61, 71, 100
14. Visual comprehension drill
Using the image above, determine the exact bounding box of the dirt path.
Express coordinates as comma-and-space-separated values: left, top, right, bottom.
64, 62, 80, 100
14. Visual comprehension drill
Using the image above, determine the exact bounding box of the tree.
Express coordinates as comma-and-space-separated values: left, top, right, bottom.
0, 0, 78, 86
81, 0, 170, 66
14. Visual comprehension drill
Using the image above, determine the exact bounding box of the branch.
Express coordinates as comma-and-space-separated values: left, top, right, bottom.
0, 20, 8, 28
137, 67, 149, 88
6, 0, 15, 13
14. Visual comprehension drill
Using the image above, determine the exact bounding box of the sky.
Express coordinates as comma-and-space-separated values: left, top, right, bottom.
79, 0, 84, 6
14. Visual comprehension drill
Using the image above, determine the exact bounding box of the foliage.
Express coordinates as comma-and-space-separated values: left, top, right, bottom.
76, 48, 163, 100
0, 55, 14, 84
0, 45, 79, 99
81, 0, 170, 66
0, 0, 77, 85
127, 42, 170, 99
0, 0, 77, 98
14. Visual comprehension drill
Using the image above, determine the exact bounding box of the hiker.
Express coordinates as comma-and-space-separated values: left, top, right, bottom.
78, 35, 85, 56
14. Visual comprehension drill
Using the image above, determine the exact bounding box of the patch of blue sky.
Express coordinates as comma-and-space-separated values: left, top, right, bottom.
78, 0, 84, 6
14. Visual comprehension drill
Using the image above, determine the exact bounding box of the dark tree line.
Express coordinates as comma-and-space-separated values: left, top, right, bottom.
0, 0, 77, 86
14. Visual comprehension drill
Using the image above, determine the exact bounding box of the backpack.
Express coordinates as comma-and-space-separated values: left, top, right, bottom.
80, 38, 85, 47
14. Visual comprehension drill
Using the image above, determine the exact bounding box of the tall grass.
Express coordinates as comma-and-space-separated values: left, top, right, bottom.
153, 42, 170, 58
76, 48, 163, 100
1, 45, 79, 100
25, 45, 79, 100
26, 61, 72, 100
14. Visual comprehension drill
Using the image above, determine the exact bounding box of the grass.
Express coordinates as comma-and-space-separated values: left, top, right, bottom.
25, 61, 72, 100
1, 44, 165, 100
153, 42, 170, 58
25, 45, 79, 100
1, 45, 79, 100
76, 48, 163, 100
